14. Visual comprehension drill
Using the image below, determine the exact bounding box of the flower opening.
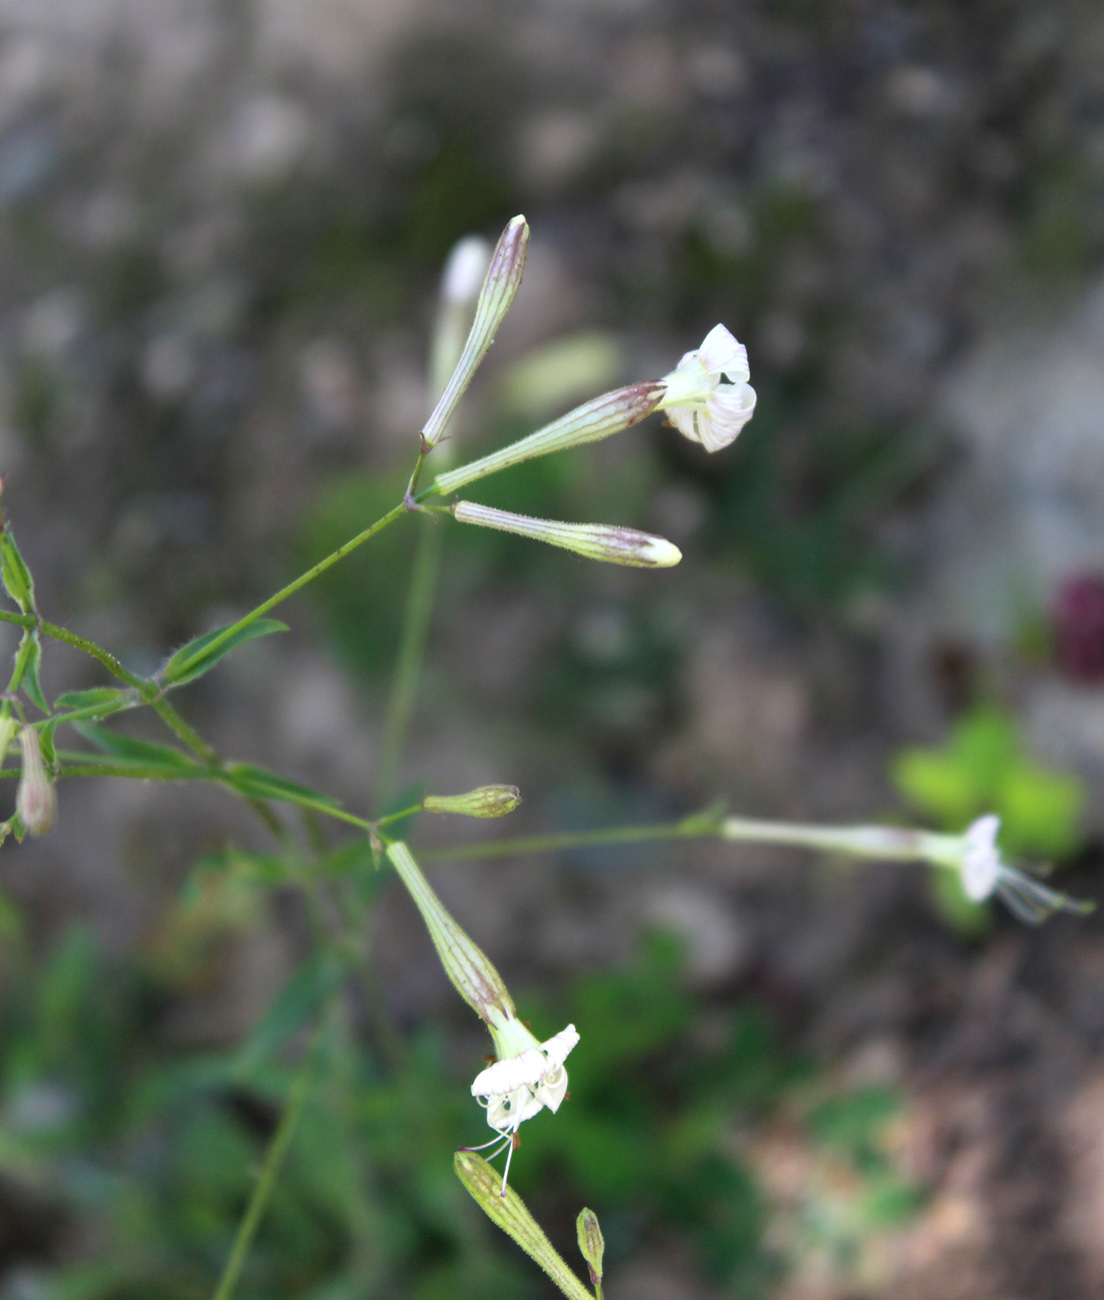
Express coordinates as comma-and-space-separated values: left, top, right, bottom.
956, 814, 1093, 924
658, 323, 756, 452
467, 1020, 579, 1194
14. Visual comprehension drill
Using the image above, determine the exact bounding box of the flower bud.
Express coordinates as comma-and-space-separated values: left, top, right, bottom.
453, 501, 681, 569
16, 726, 56, 836
386, 840, 516, 1023
424, 784, 521, 818
422, 215, 529, 450
435, 382, 665, 495
576, 1208, 605, 1288
454, 1152, 593, 1298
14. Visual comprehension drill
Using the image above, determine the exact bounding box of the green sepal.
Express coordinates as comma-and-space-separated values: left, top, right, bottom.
160, 619, 288, 686
0, 525, 36, 614
220, 762, 341, 810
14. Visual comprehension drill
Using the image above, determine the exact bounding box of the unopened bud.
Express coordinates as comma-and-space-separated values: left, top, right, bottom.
424, 785, 521, 818
576, 1208, 605, 1288
435, 382, 665, 495
16, 726, 55, 835
422, 215, 529, 450
453, 501, 682, 569
455, 1153, 593, 1300
386, 841, 516, 1023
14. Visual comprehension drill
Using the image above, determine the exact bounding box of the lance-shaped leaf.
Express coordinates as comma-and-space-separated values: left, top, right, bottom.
220, 762, 342, 810
422, 215, 529, 450
436, 382, 665, 495
455, 1153, 593, 1300
0, 525, 36, 614
453, 501, 681, 569
73, 722, 199, 770
235, 952, 344, 1077
20, 631, 48, 714
54, 687, 133, 713
160, 619, 288, 686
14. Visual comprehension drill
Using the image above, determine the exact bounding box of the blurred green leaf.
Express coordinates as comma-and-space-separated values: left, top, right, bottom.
72, 722, 199, 771
221, 762, 342, 810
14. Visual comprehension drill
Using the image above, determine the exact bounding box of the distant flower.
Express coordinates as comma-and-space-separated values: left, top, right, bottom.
959, 814, 1092, 924
658, 323, 756, 452
467, 1020, 579, 1195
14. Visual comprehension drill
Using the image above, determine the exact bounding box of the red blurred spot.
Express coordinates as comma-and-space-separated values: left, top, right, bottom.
1055, 576, 1104, 682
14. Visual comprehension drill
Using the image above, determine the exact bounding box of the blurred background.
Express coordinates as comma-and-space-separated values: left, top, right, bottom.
2, 1, 1104, 1297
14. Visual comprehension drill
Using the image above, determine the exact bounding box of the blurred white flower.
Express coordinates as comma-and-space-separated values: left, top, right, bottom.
658, 323, 756, 452
959, 813, 1092, 924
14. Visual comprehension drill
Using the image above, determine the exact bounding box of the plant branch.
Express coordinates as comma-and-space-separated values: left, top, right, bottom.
165, 500, 409, 685
209, 1017, 326, 1300
376, 517, 442, 805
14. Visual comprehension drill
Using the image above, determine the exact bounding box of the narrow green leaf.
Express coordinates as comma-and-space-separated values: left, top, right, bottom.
73, 722, 198, 770
221, 762, 341, 809
54, 687, 131, 711
0, 525, 36, 614
39, 716, 60, 769
235, 954, 344, 1076
21, 631, 48, 714
161, 619, 288, 686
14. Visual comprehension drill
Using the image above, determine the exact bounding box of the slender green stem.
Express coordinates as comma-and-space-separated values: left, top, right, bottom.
0, 610, 149, 693
376, 517, 442, 804
209, 1018, 325, 1300
152, 698, 219, 764
374, 802, 424, 829
419, 820, 700, 862
418, 813, 937, 866
166, 501, 408, 685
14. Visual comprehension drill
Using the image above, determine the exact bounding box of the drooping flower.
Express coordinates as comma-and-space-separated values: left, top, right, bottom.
385, 842, 579, 1193
958, 814, 1092, 924
467, 1020, 579, 1194
658, 323, 756, 452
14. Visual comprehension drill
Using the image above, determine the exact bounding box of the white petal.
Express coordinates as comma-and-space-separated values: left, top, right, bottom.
540, 1023, 579, 1066
965, 814, 1000, 854
668, 404, 702, 444
697, 384, 756, 451
536, 1065, 569, 1113
697, 324, 746, 378
486, 1086, 544, 1132
471, 1048, 546, 1097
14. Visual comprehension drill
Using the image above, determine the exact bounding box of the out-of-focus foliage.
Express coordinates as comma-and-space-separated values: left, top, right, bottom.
0, 916, 919, 1299
894, 706, 1087, 931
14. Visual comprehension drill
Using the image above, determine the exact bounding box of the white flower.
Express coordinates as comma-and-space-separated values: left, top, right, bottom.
658, 323, 757, 452
466, 1021, 579, 1194
958, 814, 1093, 924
